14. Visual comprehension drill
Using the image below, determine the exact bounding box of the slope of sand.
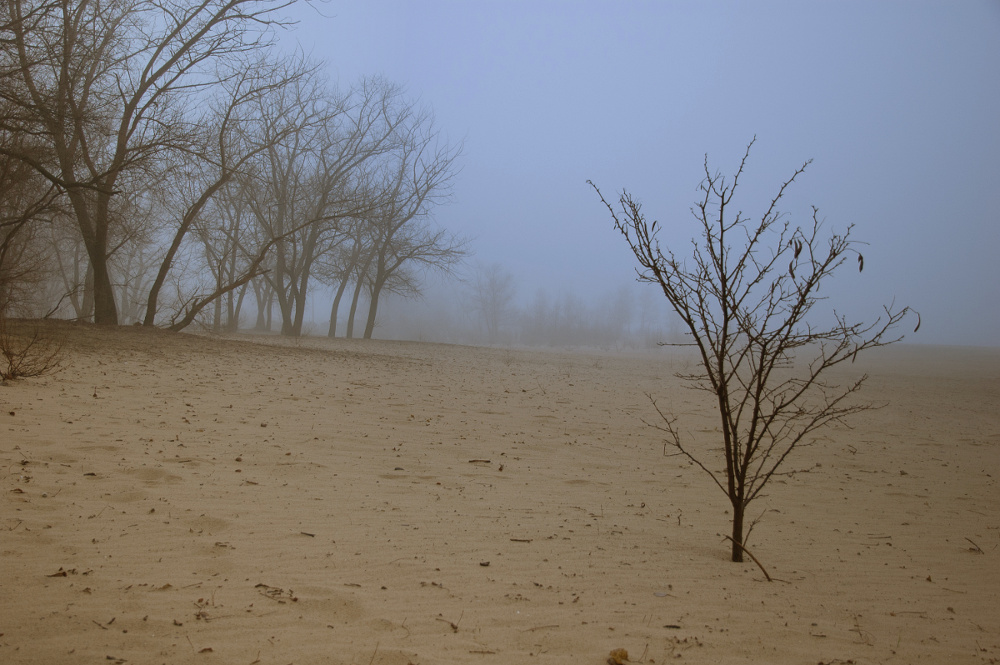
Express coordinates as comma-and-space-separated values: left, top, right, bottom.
1, 322, 998, 664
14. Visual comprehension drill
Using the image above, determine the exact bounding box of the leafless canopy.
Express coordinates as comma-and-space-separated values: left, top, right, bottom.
1, 0, 299, 325
590, 138, 917, 563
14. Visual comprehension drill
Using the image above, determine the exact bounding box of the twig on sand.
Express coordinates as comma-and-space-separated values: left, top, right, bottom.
436, 610, 463, 632
722, 535, 778, 582
367, 641, 379, 665
964, 537, 985, 554
851, 614, 874, 646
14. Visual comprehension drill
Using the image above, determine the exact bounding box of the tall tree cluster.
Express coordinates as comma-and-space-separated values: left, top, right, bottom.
0, 0, 463, 334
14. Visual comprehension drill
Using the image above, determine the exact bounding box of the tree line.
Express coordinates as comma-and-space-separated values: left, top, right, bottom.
0, 0, 464, 336
363, 263, 684, 350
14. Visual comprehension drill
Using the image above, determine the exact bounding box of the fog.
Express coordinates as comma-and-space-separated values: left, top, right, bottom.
284, 1, 1000, 348
285, 270, 683, 349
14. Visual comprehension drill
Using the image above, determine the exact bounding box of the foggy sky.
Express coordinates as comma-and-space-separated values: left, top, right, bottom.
287, 1, 1000, 347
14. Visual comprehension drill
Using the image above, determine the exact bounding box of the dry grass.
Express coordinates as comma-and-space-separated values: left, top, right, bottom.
0, 316, 64, 381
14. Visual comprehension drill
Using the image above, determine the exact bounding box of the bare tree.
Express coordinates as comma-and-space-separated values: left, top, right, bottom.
0, 145, 58, 314
141, 52, 310, 327
359, 106, 464, 339
361, 218, 466, 339
244, 76, 330, 336
469, 262, 516, 344
47, 220, 90, 318
520, 288, 552, 347
590, 139, 918, 565
0, 43, 61, 315
340, 224, 377, 339
0, 313, 63, 380
249, 272, 275, 331
163, 229, 279, 332
3, 0, 297, 325
247, 76, 406, 336
316, 214, 370, 337
194, 175, 255, 332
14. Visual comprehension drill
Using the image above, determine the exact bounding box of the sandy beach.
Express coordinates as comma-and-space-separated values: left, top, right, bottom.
1, 322, 997, 664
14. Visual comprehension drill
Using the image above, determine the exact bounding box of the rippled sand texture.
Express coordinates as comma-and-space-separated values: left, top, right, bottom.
1, 323, 997, 664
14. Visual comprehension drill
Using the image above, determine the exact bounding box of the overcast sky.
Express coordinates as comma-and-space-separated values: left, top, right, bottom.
286, 1, 1000, 347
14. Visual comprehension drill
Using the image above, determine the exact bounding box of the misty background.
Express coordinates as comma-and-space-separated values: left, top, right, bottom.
2, 1, 996, 349
288, 1, 999, 348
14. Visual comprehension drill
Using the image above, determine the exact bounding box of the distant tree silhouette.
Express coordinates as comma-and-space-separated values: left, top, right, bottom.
470, 263, 517, 344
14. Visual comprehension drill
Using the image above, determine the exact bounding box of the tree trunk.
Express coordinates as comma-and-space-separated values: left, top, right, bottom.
228, 283, 247, 332
144, 213, 201, 326
328, 278, 349, 337
265, 289, 273, 331
278, 285, 296, 335
288, 310, 303, 336
91, 253, 118, 325
255, 301, 267, 331
167, 240, 276, 332
363, 277, 386, 339
223, 291, 233, 331
346, 278, 365, 339
253, 278, 269, 331
273, 235, 297, 335
212, 289, 223, 332
84, 190, 118, 325
81, 262, 95, 321
730, 501, 745, 563
330, 243, 362, 337
288, 265, 312, 337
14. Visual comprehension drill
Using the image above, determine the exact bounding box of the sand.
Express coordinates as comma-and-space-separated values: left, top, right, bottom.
1, 322, 998, 664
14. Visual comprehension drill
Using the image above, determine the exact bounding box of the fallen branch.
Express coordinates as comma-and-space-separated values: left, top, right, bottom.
435, 613, 461, 632
722, 535, 773, 582
964, 537, 985, 554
